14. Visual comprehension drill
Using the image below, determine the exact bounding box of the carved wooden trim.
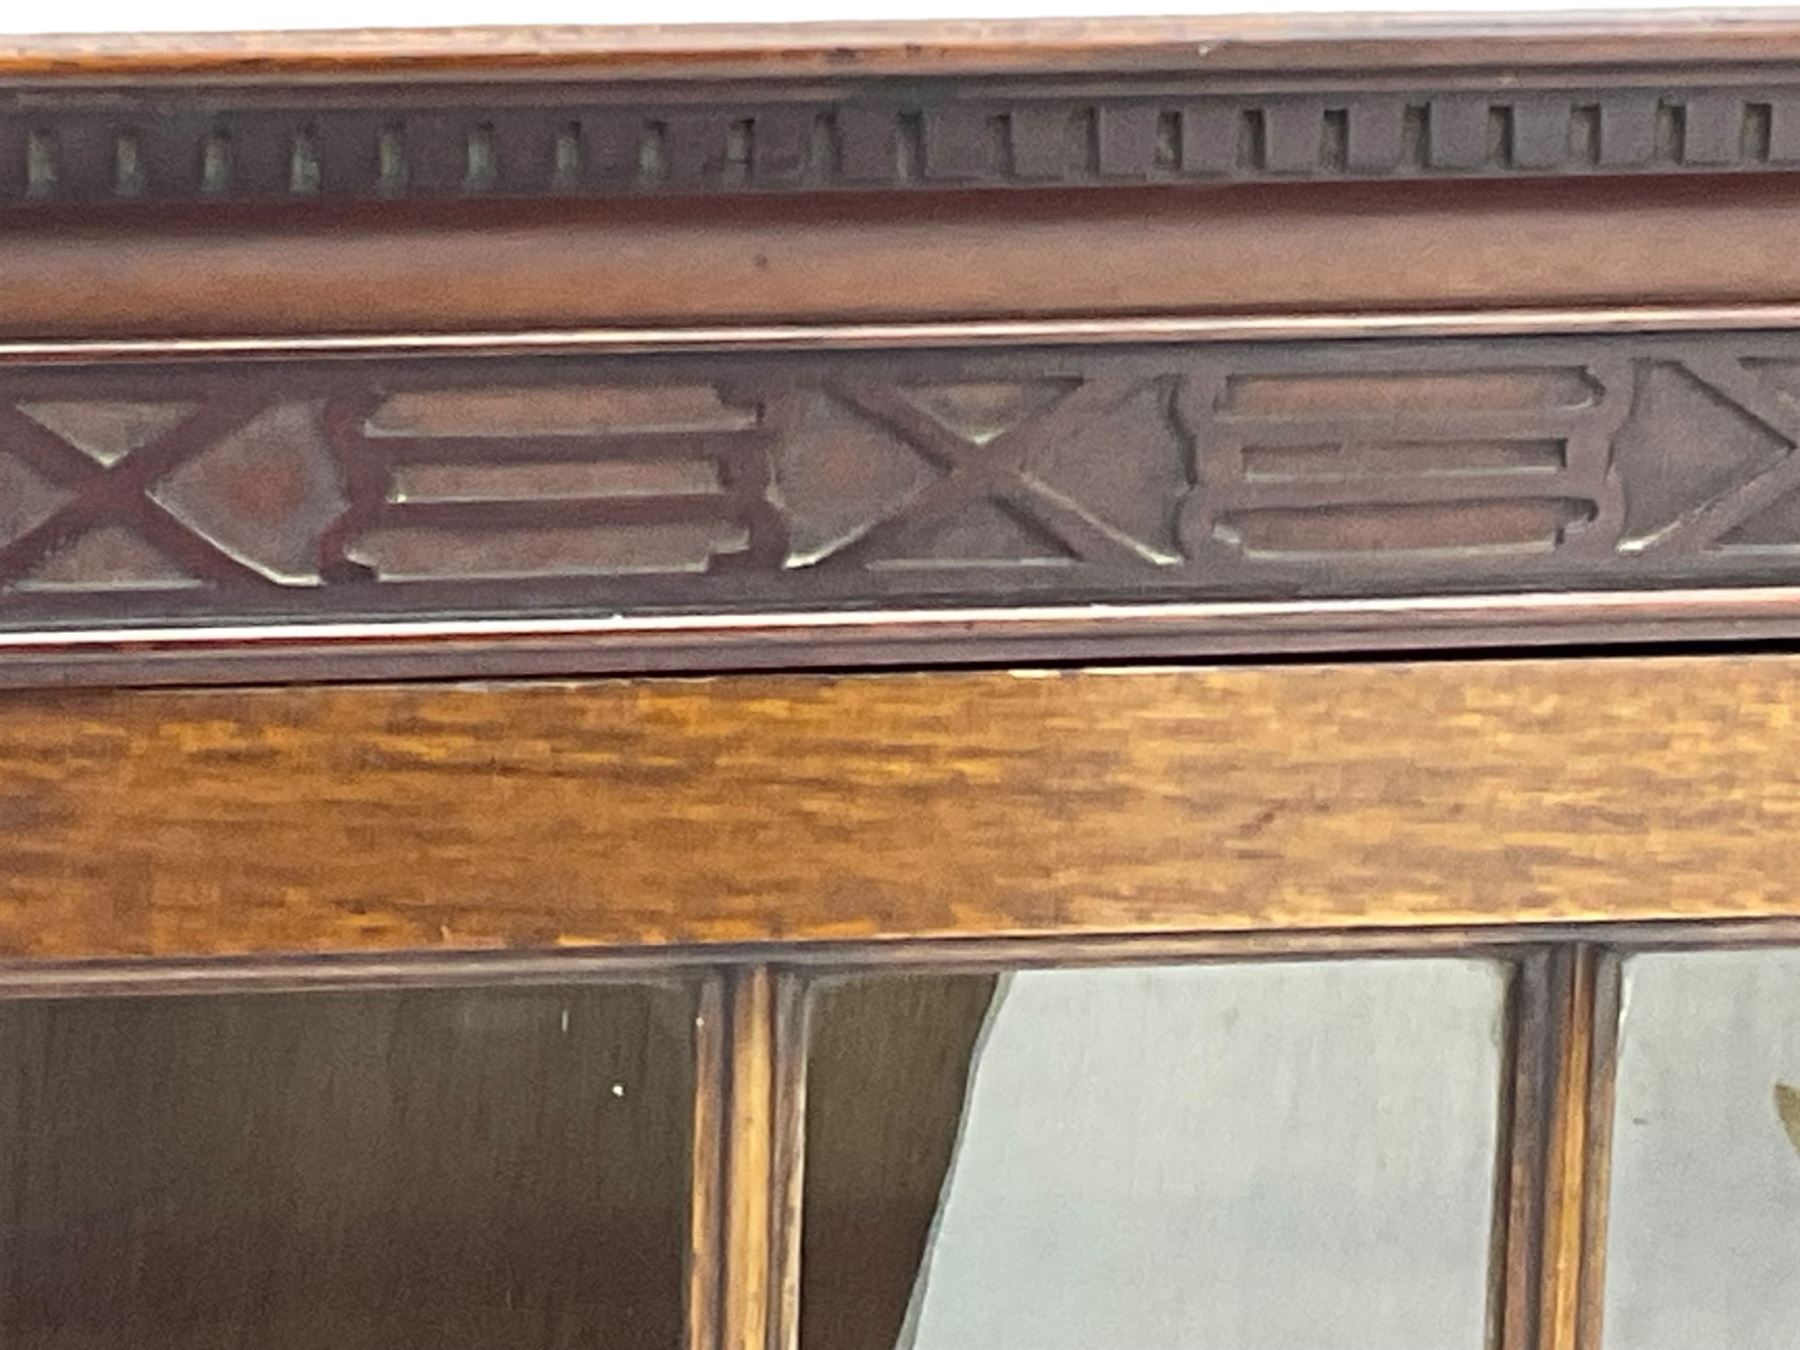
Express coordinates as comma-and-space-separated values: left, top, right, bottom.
3, 18, 1798, 678
3, 332, 1800, 661
17, 176, 1800, 341
11, 76, 1800, 208
12, 17, 1800, 208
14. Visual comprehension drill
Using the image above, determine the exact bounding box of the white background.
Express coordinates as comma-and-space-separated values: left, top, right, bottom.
3, 1, 1795, 36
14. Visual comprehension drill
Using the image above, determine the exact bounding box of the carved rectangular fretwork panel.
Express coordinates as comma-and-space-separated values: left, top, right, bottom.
7, 334, 1800, 629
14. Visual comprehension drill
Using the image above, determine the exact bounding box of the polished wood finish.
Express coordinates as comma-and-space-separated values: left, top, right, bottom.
770, 976, 809, 1350
7, 177, 1800, 340
689, 977, 726, 1350
17, 587, 1800, 693
3, 656, 1800, 959
1540, 949, 1602, 1350
8, 16, 1800, 216
722, 968, 774, 1350
2, 19, 1800, 673
12, 15, 1800, 79
799, 974, 998, 1350
0, 18, 1792, 1350
5, 332, 1800, 646
1497, 956, 1552, 1350
0, 18, 1795, 677
0, 981, 695, 1350
1574, 954, 1624, 1350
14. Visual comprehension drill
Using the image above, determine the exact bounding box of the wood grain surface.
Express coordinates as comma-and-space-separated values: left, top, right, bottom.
800, 974, 997, 1350
4, 656, 1800, 960
722, 968, 774, 1350
6, 176, 1800, 339
10, 333, 1800, 649
7, 14, 1800, 78
1540, 948, 1604, 1350
1577, 953, 1623, 1350
0, 981, 695, 1349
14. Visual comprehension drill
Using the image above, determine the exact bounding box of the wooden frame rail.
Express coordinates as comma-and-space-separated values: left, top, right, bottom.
0, 923, 1763, 1350
7, 655, 1800, 957
0, 651, 1792, 1348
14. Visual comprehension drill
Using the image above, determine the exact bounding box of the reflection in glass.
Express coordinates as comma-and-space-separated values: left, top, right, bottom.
0, 982, 695, 1350
1604, 949, 1800, 1350
803, 959, 1508, 1350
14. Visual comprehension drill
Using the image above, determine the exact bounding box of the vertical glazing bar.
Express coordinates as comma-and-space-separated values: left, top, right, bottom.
1493, 951, 1554, 1350
771, 974, 812, 1350
724, 966, 776, 1350
1576, 952, 1623, 1350
689, 974, 727, 1350
1538, 945, 1621, 1350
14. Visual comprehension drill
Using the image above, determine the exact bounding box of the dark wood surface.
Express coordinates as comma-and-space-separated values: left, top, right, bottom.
0, 330, 1786, 610
0, 19, 1798, 675
7, 69, 1800, 209
0, 21, 1773, 1350
4, 657, 1800, 960
8, 176, 1800, 340
7, 15, 1800, 212
0, 980, 695, 1350
800, 974, 997, 1350
5, 331, 1800, 680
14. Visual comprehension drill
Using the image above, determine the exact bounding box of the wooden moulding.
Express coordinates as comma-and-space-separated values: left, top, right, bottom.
721, 968, 775, 1350
1494, 953, 1555, 1350
1572, 951, 1624, 1350
13, 14, 1800, 79
12, 16, 1800, 213
690, 975, 729, 1350
6, 19, 1800, 675
15, 325, 1800, 682
768, 976, 810, 1350
1490, 944, 1625, 1350
1539, 947, 1603, 1350
10, 177, 1800, 338
3, 654, 1800, 961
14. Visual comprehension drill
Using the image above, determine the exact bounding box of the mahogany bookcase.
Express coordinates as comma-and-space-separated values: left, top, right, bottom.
0, 15, 1798, 1350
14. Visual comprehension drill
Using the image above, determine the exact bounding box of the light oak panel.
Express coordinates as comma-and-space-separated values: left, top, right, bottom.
3, 656, 1800, 959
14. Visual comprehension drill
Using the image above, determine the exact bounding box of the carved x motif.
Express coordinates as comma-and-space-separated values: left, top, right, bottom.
1633, 357, 1800, 554
0, 399, 277, 587
817, 379, 1155, 568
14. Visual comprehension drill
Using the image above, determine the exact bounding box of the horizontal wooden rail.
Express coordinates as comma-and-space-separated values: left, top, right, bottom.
3, 655, 1800, 959
5, 175, 1800, 338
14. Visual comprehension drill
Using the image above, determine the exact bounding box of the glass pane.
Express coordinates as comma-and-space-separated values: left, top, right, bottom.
0, 981, 695, 1350
1604, 949, 1800, 1350
803, 958, 1508, 1350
